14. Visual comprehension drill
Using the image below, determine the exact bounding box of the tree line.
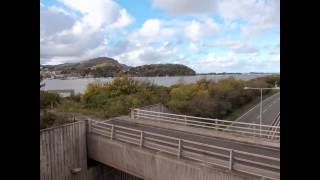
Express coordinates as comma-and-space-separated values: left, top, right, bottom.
40, 75, 280, 129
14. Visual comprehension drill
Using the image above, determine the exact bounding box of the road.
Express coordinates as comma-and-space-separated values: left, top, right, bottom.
231, 92, 280, 126
93, 118, 280, 176
107, 118, 280, 158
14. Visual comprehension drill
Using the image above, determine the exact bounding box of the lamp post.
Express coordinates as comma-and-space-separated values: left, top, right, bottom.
244, 86, 280, 136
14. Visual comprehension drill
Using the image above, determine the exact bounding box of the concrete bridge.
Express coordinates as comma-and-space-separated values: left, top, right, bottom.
86, 104, 280, 180
41, 104, 280, 180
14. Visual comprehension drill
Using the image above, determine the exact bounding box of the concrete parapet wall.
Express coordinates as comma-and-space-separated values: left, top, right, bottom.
88, 133, 260, 180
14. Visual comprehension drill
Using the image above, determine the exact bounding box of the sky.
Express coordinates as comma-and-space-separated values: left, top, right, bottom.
40, 0, 280, 73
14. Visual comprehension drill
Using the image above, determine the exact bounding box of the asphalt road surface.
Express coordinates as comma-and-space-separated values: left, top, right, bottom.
91, 118, 280, 176
107, 118, 280, 158
231, 92, 280, 126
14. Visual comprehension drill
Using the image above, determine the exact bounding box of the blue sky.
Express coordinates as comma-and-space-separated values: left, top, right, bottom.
40, 0, 280, 73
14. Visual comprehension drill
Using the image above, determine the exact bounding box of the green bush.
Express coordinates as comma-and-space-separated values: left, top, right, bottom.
40, 91, 61, 109
54, 75, 279, 122
66, 93, 81, 102
40, 111, 74, 129
74, 76, 170, 118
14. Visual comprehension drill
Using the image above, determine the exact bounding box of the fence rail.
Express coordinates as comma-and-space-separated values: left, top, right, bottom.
131, 108, 280, 140
88, 120, 280, 180
268, 113, 280, 140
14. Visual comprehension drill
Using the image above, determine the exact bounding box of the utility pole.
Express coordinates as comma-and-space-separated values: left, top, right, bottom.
244, 86, 280, 136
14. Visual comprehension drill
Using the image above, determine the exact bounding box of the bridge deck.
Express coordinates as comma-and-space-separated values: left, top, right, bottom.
91, 118, 280, 179
108, 118, 280, 158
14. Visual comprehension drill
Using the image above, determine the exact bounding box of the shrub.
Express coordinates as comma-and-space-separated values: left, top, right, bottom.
40, 91, 61, 109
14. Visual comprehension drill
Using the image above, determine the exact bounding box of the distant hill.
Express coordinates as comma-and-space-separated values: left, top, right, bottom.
41, 57, 196, 77
50, 57, 129, 77
125, 64, 196, 77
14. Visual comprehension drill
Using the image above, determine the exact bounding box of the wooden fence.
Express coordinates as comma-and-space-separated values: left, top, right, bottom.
40, 121, 87, 180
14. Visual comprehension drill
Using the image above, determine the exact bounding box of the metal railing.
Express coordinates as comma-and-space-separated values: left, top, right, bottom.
131, 109, 280, 140
88, 120, 280, 180
268, 113, 280, 140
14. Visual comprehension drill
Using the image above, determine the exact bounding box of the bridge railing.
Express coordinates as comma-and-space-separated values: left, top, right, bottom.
88, 120, 280, 180
268, 113, 280, 140
131, 108, 280, 140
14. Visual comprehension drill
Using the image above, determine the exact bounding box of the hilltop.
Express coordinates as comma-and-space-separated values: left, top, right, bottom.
40, 57, 196, 78
125, 64, 195, 76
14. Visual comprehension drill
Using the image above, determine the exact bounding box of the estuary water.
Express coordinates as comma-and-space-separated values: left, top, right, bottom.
42, 74, 276, 94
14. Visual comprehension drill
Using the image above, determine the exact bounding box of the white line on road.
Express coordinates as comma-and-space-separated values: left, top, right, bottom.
234, 93, 280, 123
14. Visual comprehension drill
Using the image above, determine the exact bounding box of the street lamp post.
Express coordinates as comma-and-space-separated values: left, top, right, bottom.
244, 86, 280, 137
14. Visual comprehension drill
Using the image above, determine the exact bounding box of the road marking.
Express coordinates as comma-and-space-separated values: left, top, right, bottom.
234, 93, 280, 123
234, 103, 260, 122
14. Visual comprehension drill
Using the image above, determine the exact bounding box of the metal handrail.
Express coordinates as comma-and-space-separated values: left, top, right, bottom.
136, 112, 279, 133
88, 120, 280, 180
134, 109, 278, 128
132, 109, 280, 139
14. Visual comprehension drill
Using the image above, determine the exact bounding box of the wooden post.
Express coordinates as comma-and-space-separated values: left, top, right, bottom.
111, 125, 115, 140
184, 115, 187, 126
177, 139, 182, 158
140, 131, 144, 147
229, 150, 233, 170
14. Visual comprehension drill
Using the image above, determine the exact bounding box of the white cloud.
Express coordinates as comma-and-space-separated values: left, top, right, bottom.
114, 41, 177, 66
185, 21, 202, 41
57, 0, 118, 28
217, 0, 279, 37
204, 38, 259, 54
270, 53, 280, 63
184, 19, 220, 41
204, 18, 220, 33
41, 0, 279, 73
109, 9, 134, 29
185, 49, 279, 73
266, 43, 280, 55
189, 43, 198, 52
40, 0, 133, 65
130, 19, 177, 44
111, 18, 221, 66
152, 0, 279, 37
205, 52, 238, 67
152, 0, 217, 15
242, 52, 280, 72
233, 45, 259, 54
189, 51, 239, 73
40, 5, 76, 38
